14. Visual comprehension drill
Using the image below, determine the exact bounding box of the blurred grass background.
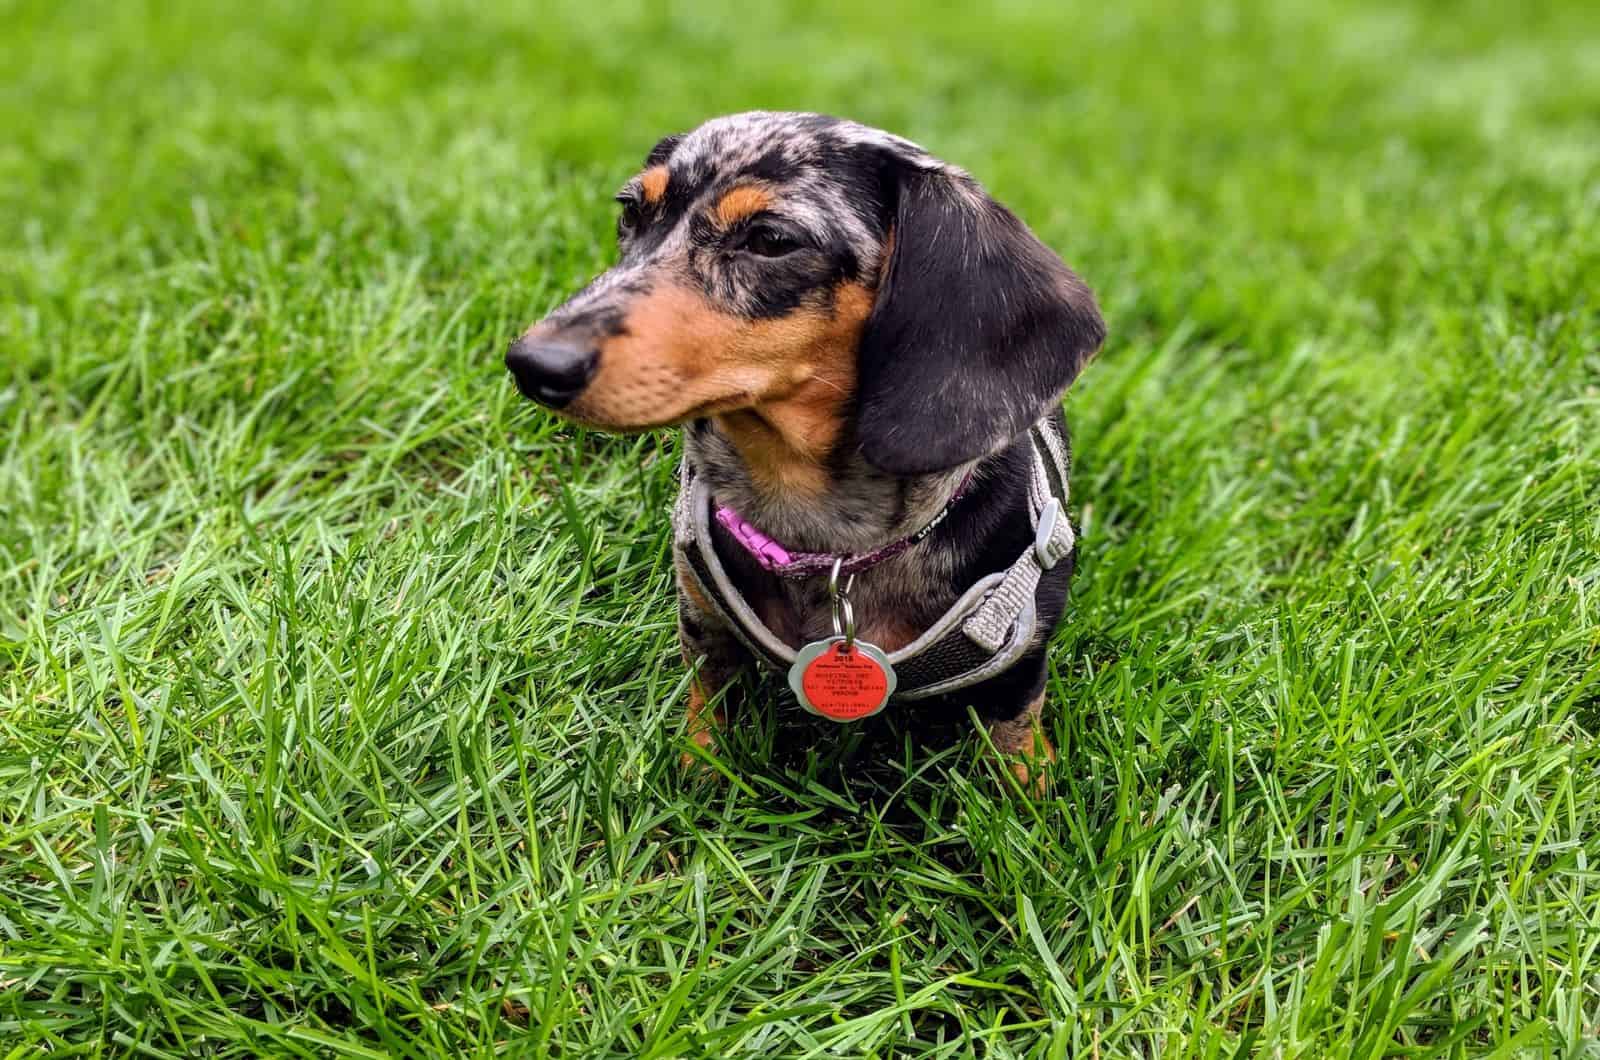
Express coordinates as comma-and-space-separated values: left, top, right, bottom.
3, 0, 1599, 1055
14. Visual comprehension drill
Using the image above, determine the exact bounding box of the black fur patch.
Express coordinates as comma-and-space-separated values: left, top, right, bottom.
645, 134, 683, 167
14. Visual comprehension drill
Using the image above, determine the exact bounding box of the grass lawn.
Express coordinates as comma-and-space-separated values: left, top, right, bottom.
4, 0, 1600, 1054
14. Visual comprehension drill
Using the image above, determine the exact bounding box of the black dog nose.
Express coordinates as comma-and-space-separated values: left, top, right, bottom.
505, 337, 599, 408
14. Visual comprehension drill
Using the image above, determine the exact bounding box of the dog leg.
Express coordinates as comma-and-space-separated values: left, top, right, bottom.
682, 656, 730, 763
985, 691, 1056, 796
675, 562, 741, 768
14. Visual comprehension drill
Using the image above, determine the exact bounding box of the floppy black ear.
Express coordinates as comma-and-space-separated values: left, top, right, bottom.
856, 162, 1105, 475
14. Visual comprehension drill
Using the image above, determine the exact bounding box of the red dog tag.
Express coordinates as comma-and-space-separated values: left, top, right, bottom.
788, 638, 897, 721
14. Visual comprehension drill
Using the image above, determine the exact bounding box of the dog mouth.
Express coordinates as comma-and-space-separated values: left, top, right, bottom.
554, 387, 766, 432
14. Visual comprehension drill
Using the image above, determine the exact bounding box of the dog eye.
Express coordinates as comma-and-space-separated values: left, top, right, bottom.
741, 226, 801, 258
616, 202, 643, 238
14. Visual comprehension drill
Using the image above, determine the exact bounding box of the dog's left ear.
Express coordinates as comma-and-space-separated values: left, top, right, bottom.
856, 158, 1105, 475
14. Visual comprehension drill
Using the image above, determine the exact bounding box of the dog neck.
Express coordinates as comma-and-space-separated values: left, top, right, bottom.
684, 414, 970, 555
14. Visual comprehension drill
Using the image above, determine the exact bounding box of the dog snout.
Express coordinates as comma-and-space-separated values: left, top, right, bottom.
505, 336, 600, 408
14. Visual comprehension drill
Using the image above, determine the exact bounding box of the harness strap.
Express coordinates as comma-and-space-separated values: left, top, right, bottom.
674, 417, 1073, 698
962, 423, 1076, 654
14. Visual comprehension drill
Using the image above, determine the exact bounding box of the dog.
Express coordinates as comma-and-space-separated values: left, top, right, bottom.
506, 112, 1104, 788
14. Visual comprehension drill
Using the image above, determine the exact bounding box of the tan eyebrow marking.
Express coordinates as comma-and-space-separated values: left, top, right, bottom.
640, 165, 670, 203
713, 185, 773, 226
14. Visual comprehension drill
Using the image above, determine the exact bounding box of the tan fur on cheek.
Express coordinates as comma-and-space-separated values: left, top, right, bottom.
566, 282, 874, 486
709, 282, 873, 497
565, 285, 752, 427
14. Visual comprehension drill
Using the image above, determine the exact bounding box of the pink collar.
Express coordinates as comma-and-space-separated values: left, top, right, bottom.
713, 472, 975, 580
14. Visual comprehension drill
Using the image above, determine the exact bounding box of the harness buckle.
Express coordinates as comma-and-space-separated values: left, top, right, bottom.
1034, 498, 1066, 570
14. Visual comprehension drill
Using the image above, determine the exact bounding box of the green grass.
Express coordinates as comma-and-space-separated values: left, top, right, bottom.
3, 0, 1599, 1054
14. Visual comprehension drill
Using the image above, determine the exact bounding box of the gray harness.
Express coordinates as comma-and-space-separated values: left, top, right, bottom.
674, 418, 1075, 699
